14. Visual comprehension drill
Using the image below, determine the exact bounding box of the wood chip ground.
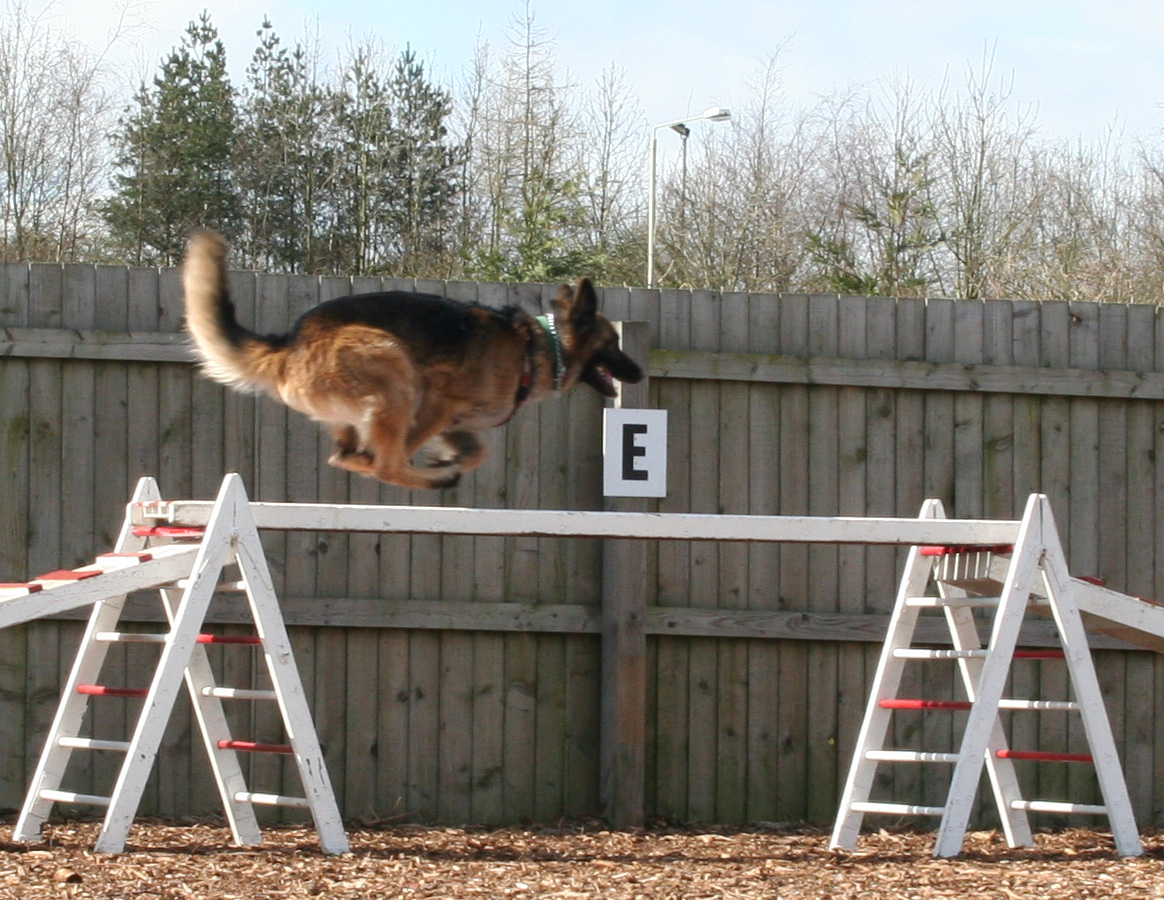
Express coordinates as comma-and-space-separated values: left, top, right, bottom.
2, 820, 1162, 899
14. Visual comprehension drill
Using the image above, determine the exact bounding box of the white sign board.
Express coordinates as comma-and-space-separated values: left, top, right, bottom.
603, 408, 668, 498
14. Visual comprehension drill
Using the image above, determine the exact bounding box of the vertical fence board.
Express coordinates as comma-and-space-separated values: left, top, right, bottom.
1068, 302, 1103, 811
892, 297, 926, 808
776, 294, 809, 820
923, 297, 959, 809
864, 298, 898, 613
0, 263, 30, 807
25, 264, 64, 813
804, 294, 840, 823
715, 292, 750, 823
834, 295, 868, 821
744, 293, 780, 822
1122, 304, 1155, 825
1038, 301, 1072, 819
652, 287, 692, 821
377, 629, 411, 821
250, 273, 291, 817
685, 290, 721, 824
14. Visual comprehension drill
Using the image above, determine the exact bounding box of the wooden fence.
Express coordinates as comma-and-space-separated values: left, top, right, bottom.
2, 261, 1164, 831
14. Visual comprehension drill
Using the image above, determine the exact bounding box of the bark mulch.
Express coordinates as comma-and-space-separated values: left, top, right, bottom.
2, 820, 1162, 899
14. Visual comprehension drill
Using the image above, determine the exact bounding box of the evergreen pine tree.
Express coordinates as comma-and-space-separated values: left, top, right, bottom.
383, 47, 461, 276
236, 19, 331, 273
324, 44, 393, 275
103, 12, 240, 266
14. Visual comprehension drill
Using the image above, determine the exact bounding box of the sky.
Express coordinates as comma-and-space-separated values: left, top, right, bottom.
40, 0, 1164, 150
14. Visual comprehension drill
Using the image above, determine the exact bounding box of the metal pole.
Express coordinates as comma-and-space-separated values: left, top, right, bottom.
646, 129, 658, 289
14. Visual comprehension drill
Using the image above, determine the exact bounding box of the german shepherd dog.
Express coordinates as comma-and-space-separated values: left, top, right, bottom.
182, 230, 643, 489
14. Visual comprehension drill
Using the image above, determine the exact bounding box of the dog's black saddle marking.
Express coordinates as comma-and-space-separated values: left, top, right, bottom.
292, 292, 525, 359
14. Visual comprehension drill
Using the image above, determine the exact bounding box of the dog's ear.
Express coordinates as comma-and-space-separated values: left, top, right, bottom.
568, 277, 598, 327
549, 283, 572, 316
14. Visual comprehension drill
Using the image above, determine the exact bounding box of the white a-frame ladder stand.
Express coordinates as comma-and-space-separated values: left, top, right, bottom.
0, 475, 347, 854
831, 493, 1146, 858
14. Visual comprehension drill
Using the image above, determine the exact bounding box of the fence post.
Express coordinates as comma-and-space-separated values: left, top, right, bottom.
600, 320, 650, 828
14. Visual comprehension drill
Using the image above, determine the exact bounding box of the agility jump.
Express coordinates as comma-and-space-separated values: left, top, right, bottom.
3, 474, 1164, 856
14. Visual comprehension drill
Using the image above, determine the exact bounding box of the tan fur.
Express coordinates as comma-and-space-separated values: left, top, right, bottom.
181, 229, 642, 490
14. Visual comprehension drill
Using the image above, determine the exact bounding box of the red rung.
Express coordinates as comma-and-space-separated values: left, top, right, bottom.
880, 698, 972, 711
77, 684, 148, 698
197, 634, 262, 645
35, 568, 101, 582
1014, 649, 1065, 660
131, 525, 205, 538
996, 749, 1093, 763
0, 582, 42, 593
1077, 575, 1106, 587
920, 544, 1013, 557
218, 739, 292, 754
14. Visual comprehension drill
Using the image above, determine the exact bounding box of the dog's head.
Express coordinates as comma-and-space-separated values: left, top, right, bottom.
550, 278, 644, 398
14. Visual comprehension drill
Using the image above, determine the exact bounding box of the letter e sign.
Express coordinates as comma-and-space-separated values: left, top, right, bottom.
603, 408, 667, 498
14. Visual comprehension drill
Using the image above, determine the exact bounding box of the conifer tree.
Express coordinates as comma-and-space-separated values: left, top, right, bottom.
103, 12, 240, 266
383, 47, 461, 276
236, 19, 331, 273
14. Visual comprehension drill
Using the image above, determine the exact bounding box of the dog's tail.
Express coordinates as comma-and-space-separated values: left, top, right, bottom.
182, 229, 286, 394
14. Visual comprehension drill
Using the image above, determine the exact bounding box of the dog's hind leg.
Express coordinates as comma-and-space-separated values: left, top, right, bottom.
439, 431, 487, 472
416, 430, 485, 473
332, 409, 463, 490
328, 424, 372, 466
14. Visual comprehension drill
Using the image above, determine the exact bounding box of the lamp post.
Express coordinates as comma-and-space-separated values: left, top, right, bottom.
646, 105, 731, 289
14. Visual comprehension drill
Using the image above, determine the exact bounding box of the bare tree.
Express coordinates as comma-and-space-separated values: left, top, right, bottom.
458, 3, 588, 281
662, 53, 811, 292
926, 53, 1040, 299
0, 1, 120, 260
576, 63, 645, 283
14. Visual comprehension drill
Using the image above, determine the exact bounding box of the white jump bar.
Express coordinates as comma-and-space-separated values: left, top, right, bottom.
136, 500, 1021, 546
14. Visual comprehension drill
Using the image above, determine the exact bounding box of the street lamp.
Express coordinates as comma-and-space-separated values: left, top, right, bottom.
646, 105, 731, 289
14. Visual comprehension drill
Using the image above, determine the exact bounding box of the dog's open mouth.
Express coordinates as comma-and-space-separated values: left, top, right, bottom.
581, 361, 619, 397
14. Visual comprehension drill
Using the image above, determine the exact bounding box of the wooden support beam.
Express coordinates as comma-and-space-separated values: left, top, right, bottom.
600, 321, 650, 829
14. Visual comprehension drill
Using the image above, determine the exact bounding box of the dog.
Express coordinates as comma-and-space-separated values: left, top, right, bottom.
181, 229, 644, 489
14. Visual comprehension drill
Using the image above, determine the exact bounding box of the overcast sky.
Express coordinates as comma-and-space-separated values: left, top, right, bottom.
45, 0, 1164, 147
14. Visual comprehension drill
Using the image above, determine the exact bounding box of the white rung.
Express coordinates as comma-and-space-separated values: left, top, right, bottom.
234, 791, 310, 809
175, 579, 246, 592
39, 789, 110, 807
893, 648, 987, 660
1010, 800, 1107, 816
202, 686, 277, 701
849, 801, 945, 817
865, 750, 959, 763
96, 631, 167, 644
997, 699, 1079, 712
58, 737, 130, 752
905, 595, 1000, 609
